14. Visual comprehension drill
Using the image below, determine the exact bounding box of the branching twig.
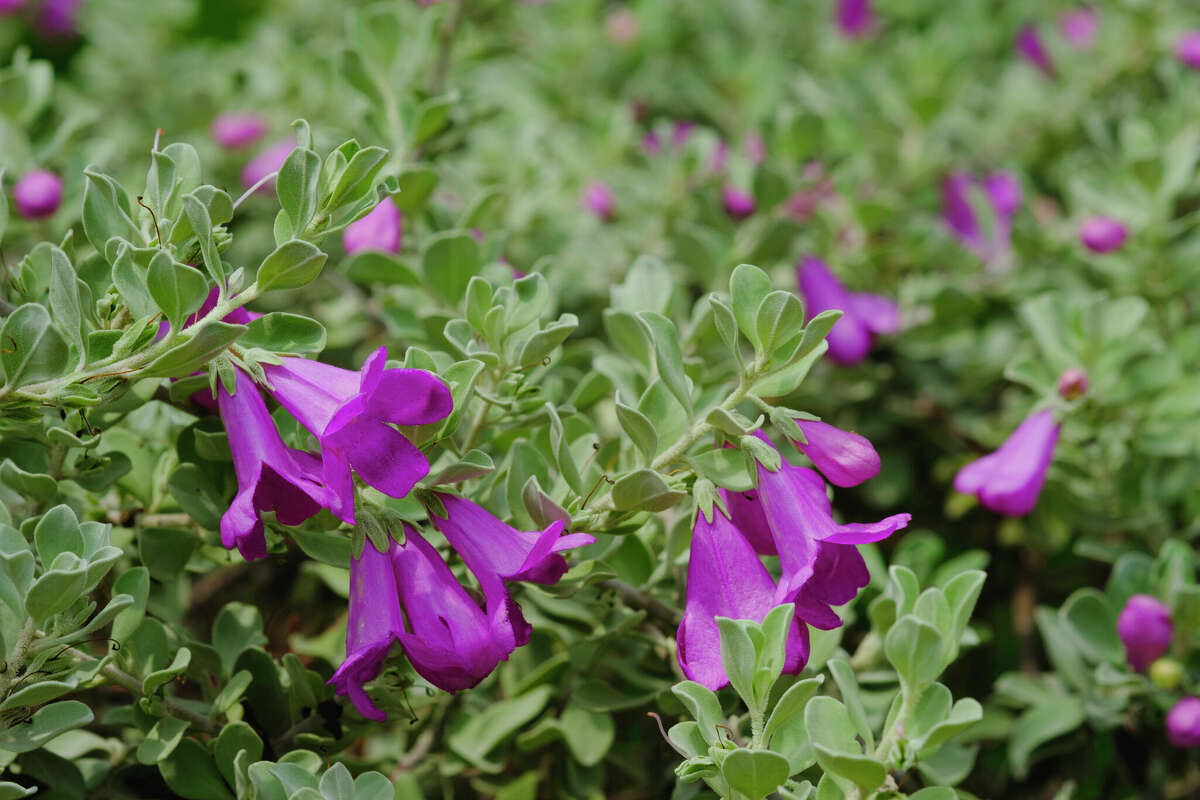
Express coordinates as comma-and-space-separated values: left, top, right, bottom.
601, 579, 681, 626
67, 647, 219, 734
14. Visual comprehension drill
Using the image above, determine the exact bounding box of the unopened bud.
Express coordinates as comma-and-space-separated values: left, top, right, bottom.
1151, 658, 1184, 690
1057, 368, 1089, 400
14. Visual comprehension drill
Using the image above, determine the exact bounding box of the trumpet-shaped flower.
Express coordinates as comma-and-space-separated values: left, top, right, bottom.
263, 347, 452, 523
217, 369, 331, 560
793, 419, 881, 487
954, 409, 1059, 516
677, 508, 808, 690
797, 256, 899, 365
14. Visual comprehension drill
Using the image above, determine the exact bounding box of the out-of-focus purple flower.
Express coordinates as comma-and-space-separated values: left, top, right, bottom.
217, 369, 331, 561
605, 7, 638, 44
643, 130, 662, 155
745, 133, 765, 165
1116, 594, 1172, 672
723, 186, 756, 220
676, 507, 808, 690
263, 347, 452, 523
0, 0, 26, 14
1057, 368, 1088, 400
954, 409, 1059, 516
672, 121, 694, 148
797, 256, 899, 365
1058, 7, 1098, 50
36, 0, 80, 37
941, 171, 1022, 262
211, 112, 268, 150
793, 419, 881, 487
1016, 23, 1054, 76
13, 170, 62, 219
343, 198, 402, 255
709, 140, 728, 173
1167, 698, 1200, 748
240, 139, 294, 193
836, 0, 873, 38
582, 181, 615, 221
1079, 215, 1127, 253
1177, 32, 1200, 70
429, 494, 594, 587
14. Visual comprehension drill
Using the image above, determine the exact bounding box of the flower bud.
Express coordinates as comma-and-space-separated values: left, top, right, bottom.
13, 169, 63, 219
1150, 658, 1184, 690
1079, 216, 1127, 253
722, 186, 755, 220
1167, 697, 1200, 748
211, 112, 268, 150
1016, 23, 1054, 76
1116, 594, 1172, 672
1056, 368, 1088, 400
582, 181, 614, 221
1178, 32, 1200, 70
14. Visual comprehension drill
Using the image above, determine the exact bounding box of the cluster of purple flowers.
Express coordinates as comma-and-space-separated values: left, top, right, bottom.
677, 423, 910, 690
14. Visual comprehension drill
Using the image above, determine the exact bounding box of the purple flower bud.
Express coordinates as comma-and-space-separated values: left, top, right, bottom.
793, 419, 881, 488
1116, 594, 1172, 672
722, 186, 756, 220
797, 257, 899, 365
1056, 368, 1089, 400
211, 112, 268, 150
1177, 32, 1200, 70
1167, 697, 1200, 748
1058, 7, 1098, 50
836, 0, 873, 38
240, 139, 294, 193
1079, 216, 1128, 253
582, 181, 615, 221
12, 169, 62, 220
36, 0, 81, 38
954, 409, 1059, 516
1016, 23, 1054, 76
343, 198, 402, 255
745, 133, 765, 165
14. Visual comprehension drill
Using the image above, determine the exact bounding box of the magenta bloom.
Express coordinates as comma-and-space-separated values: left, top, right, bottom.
217, 369, 331, 561
793, 419, 881, 488
36, 0, 80, 37
1058, 7, 1098, 50
429, 494, 595, 587
263, 347, 452, 523
723, 186, 756, 220
1116, 594, 1172, 672
1057, 368, 1088, 400
676, 508, 808, 690
954, 409, 1059, 516
1016, 24, 1054, 76
13, 170, 63, 220
836, 0, 873, 38
1168, 698, 1200, 748
1177, 32, 1200, 70
240, 139, 294, 193
941, 171, 1022, 262
582, 181, 615, 221
1079, 216, 1127, 253
343, 198, 402, 255
211, 112, 268, 150
797, 256, 899, 365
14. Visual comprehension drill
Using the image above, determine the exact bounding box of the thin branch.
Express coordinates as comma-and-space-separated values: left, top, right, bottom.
601, 579, 681, 626
68, 647, 219, 734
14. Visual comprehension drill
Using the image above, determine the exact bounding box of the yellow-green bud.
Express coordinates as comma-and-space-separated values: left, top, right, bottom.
1150, 658, 1184, 690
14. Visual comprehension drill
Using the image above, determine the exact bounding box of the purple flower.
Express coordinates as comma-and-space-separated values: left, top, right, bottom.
1177, 32, 1200, 70
745, 133, 765, 165
240, 139, 294, 193
676, 507, 808, 690
211, 112, 268, 150
1079, 215, 1127, 253
954, 409, 1059, 516
723, 186, 756, 220
36, 0, 81, 37
1056, 368, 1088, 400
429, 494, 595, 586
217, 368, 331, 561
1016, 24, 1054, 76
643, 130, 662, 156
343, 198, 402, 255
582, 181, 615, 221
836, 0, 873, 38
263, 347, 452, 523
797, 256, 899, 365
1116, 594, 1172, 672
672, 121, 694, 148
1058, 7, 1098, 50
13, 170, 62, 220
0, 0, 25, 14
941, 171, 1022, 262
793, 419, 881, 488
1167, 698, 1200, 748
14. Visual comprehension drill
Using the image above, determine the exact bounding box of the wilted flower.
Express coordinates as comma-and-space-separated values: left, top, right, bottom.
241, 139, 294, 193
1177, 32, 1200, 70
1058, 7, 1098, 50
343, 198, 402, 255
1079, 215, 1127, 253
835, 0, 873, 38
1015, 23, 1054, 76
941, 171, 1022, 263
723, 186, 756, 220
263, 347, 452, 523
211, 112, 268, 149
1116, 594, 1172, 672
217, 369, 331, 561
793, 419, 881, 487
13, 170, 62, 219
1056, 368, 1088, 400
1167, 697, 1200, 748
954, 408, 1059, 516
797, 256, 899, 365
582, 181, 615, 221
676, 507, 808, 690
